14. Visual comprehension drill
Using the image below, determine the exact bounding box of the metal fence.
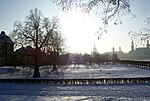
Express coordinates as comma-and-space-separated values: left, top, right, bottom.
0, 60, 150, 85
119, 60, 150, 69
0, 77, 150, 85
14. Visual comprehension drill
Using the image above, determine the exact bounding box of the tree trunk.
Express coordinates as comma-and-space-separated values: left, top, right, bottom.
33, 48, 40, 78
33, 66, 40, 78
51, 64, 58, 72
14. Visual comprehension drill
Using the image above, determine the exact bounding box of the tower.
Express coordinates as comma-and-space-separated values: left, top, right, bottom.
147, 40, 149, 48
93, 44, 97, 53
0, 31, 13, 66
91, 44, 98, 56
112, 47, 115, 52
119, 46, 122, 52
131, 40, 134, 51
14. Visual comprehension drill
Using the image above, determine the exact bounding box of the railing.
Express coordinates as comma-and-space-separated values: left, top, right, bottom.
118, 60, 150, 69
0, 77, 150, 85
1, 60, 150, 85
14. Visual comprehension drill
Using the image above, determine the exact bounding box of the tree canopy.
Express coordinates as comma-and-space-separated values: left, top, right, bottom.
10, 8, 65, 77
52, 0, 132, 36
129, 17, 150, 46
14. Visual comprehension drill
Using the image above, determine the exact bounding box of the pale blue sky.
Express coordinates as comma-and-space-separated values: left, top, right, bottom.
0, 0, 150, 53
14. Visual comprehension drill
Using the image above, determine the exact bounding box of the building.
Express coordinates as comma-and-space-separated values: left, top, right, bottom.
14, 46, 35, 66
105, 46, 126, 60
0, 31, 14, 66
128, 40, 150, 60
105, 40, 150, 60
14, 46, 47, 66
91, 44, 98, 56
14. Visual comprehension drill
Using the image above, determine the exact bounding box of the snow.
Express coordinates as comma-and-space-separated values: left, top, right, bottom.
0, 64, 150, 79
0, 64, 150, 100
0, 83, 150, 100
60, 64, 150, 79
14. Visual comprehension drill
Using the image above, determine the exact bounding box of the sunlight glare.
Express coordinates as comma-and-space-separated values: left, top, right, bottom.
60, 9, 96, 53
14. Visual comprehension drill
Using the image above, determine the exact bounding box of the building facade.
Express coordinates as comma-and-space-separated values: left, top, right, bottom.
128, 40, 150, 60
0, 31, 14, 66
105, 40, 150, 60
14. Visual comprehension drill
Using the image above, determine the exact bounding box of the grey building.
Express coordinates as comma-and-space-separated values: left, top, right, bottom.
105, 40, 150, 61
14, 46, 35, 66
128, 40, 150, 60
0, 31, 14, 66
105, 46, 127, 60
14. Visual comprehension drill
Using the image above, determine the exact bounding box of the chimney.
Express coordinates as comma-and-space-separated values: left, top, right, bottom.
147, 40, 149, 48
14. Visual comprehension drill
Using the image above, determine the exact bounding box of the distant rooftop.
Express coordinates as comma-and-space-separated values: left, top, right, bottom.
15, 46, 34, 52
0, 31, 13, 43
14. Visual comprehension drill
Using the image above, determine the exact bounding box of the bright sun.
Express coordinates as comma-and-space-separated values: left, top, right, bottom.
61, 10, 96, 53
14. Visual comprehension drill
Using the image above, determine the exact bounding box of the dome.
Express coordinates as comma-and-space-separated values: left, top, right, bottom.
1, 31, 6, 35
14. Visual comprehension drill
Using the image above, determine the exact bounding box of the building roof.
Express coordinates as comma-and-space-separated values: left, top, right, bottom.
15, 46, 34, 53
0, 31, 13, 43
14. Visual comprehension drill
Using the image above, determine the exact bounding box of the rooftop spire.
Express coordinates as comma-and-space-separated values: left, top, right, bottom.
119, 46, 121, 52
93, 44, 97, 53
112, 47, 115, 52
131, 40, 134, 51
147, 40, 149, 48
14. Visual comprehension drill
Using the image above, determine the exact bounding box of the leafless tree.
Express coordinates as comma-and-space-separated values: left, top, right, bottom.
46, 30, 65, 53
10, 8, 63, 78
52, 0, 133, 37
128, 17, 150, 47
46, 30, 65, 72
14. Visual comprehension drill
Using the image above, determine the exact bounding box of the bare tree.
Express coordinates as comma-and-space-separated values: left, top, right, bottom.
10, 8, 62, 78
46, 30, 65, 72
129, 17, 150, 46
52, 0, 133, 36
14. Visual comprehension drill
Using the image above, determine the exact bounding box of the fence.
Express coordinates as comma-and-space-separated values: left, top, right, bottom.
118, 60, 150, 69
1, 60, 150, 85
0, 77, 150, 85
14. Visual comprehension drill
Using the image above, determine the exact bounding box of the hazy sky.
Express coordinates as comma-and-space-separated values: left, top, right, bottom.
0, 0, 150, 54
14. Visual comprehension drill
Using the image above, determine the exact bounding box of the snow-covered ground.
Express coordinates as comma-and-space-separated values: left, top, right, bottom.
0, 83, 150, 101
59, 64, 150, 79
0, 64, 150, 79
0, 64, 150, 100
